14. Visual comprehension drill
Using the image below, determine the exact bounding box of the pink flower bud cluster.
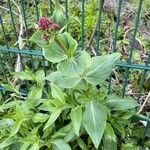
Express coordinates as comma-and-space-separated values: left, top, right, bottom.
41, 34, 49, 41
38, 17, 60, 30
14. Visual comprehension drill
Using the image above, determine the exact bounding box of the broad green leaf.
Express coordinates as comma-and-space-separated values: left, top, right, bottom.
44, 108, 63, 130
0, 139, 16, 149
46, 71, 80, 88
30, 30, 47, 47
106, 95, 139, 110
75, 79, 88, 91
70, 106, 82, 136
105, 123, 116, 142
33, 113, 49, 123
43, 40, 67, 63
51, 84, 65, 103
85, 53, 120, 85
59, 32, 77, 54
83, 101, 107, 149
57, 51, 91, 78
52, 1, 67, 28
43, 32, 77, 63
52, 139, 71, 150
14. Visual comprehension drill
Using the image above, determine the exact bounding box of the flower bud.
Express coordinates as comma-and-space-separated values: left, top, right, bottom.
38, 17, 53, 30
41, 34, 49, 41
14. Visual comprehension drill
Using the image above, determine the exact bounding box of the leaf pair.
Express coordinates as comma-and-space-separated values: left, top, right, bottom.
46, 53, 120, 88
70, 100, 108, 149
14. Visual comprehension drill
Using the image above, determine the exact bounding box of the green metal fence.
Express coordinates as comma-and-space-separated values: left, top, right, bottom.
0, 0, 149, 99
0, 0, 150, 145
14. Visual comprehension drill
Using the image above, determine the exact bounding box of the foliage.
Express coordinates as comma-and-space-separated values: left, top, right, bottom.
0, 2, 146, 150
0, 1, 150, 149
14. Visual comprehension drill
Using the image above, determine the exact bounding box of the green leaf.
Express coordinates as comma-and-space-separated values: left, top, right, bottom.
106, 95, 139, 110
52, 2, 67, 28
52, 139, 71, 150
39, 99, 63, 112
59, 32, 77, 54
0, 139, 16, 149
77, 138, 88, 150
1, 101, 18, 110
111, 121, 125, 137
33, 113, 49, 123
43, 40, 67, 63
13, 70, 34, 80
35, 70, 45, 83
105, 123, 116, 142
30, 30, 47, 47
46, 71, 80, 88
103, 133, 117, 150
28, 87, 42, 99
70, 106, 82, 136
64, 128, 76, 143
28, 143, 39, 150
57, 51, 91, 78
0, 118, 14, 128
85, 53, 120, 85
51, 84, 65, 103
52, 124, 72, 139
83, 101, 107, 149
44, 108, 63, 130
20, 143, 30, 150
9, 119, 23, 138
43, 32, 77, 63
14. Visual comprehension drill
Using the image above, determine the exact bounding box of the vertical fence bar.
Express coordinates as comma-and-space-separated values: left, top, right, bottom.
65, 0, 68, 20
34, 0, 39, 20
0, 14, 12, 69
108, 0, 123, 93
20, 0, 35, 71
7, 0, 24, 68
96, 0, 104, 55
111, 0, 123, 52
137, 52, 150, 101
0, 55, 8, 82
122, 0, 143, 97
81, 0, 85, 50
49, 0, 53, 16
